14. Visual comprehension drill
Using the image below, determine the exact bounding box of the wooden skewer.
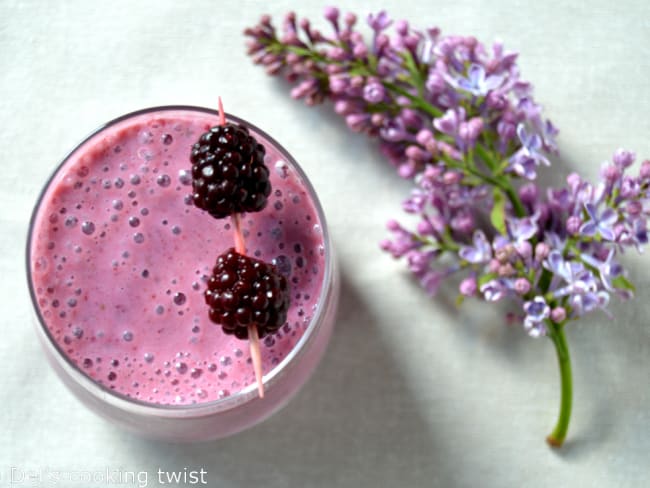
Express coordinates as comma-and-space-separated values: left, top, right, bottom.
220, 97, 264, 398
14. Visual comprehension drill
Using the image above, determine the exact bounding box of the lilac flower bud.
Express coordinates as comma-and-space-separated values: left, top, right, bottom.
404, 35, 420, 51
416, 129, 434, 146
406, 250, 432, 273
613, 148, 635, 169
417, 219, 435, 236
468, 117, 484, 137
620, 175, 640, 199
334, 100, 355, 115
519, 183, 538, 205
451, 214, 474, 234
640, 160, 650, 179
343, 12, 357, 26
363, 81, 385, 103
376, 33, 389, 51
486, 91, 507, 110
497, 120, 516, 142
329, 76, 349, 94
370, 113, 385, 126
324, 6, 340, 22
285, 52, 301, 65
350, 76, 364, 89
353, 43, 368, 58
423, 165, 443, 180
395, 20, 409, 36
425, 71, 446, 94
443, 171, 462, 185
566, 215, 581, 235
328, 47, 347, 61
326, 64, 344, 74
398, 161, 418, 179
514, 278, 531, 295
488, 259, 500, 274
386, 219, 401, 231
294, 79, 319, 99
401, 109, 421, 129
600, 164, 621, 183
459, 276, 477, 296
346, 113, 370, 132
550, 307, 567, 323
405, 145, 428, 162
566, 172, 582, 192
535, 242, 550, 261
379, 239, 392, 251
495, 244, 514, 263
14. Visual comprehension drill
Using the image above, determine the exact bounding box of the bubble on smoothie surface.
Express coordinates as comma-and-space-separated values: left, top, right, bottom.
81, 221, 95, 235
65, 216, 78, 228
275, 160, 289, 178
157, 174, 171, 187
178, 169, 192, 186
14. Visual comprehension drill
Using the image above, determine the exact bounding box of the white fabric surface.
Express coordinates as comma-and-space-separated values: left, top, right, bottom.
2, 1, 649, 486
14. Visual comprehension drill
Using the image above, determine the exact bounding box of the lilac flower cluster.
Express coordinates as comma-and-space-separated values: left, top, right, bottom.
245, 7, 557, 179
246, 7, 649, 447
246, 9, 649, 338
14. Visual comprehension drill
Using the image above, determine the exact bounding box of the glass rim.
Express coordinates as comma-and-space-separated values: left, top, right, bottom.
25, 105, 334, 417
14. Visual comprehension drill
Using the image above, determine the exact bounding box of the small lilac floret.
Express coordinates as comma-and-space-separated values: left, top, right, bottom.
579, 203, 618, 241
459, 230, 492, 263
456, 63, 504, 96
523, 296, 550, 337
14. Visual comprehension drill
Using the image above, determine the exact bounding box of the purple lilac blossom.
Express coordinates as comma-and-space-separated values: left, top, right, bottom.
246, 9, 650, 337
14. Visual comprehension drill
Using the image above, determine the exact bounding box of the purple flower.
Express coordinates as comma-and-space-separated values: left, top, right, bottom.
579, 203, 618, 241
581, 249, 622, 292
523, 296, 550, 337
363, 81, 386, 103
459, 230, 492, 263
568, 290, 610, 318
613, 148, 635, 169
406, 249, 437, 274
506, 214, 539, 245
380, 219, 420, 258
459, 276, 477, 296
367, 11, 392, 32
433, 107, 465, 136
455, 63, 504, 96
507, 124, 551, 180
545, 251, 599, 302
480, 278, 511, 302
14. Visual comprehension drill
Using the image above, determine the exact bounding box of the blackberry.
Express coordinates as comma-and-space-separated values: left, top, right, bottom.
190, 122, 272, 219
205, 248, 290, 339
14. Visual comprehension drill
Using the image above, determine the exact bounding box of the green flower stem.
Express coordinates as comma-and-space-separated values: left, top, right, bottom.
546, 320, 573, 448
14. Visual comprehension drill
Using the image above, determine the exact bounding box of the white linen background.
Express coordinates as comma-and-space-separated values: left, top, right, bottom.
1, 0, 649, 486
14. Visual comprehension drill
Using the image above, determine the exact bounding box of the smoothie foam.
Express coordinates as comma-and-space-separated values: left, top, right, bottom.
29, 108, 326, 406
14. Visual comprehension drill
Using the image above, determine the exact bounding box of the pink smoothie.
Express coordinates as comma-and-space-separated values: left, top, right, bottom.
29, 108, 326, 406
